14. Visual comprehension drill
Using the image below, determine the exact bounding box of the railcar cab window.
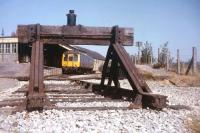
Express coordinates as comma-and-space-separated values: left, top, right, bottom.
73, 54, 78, 61
64, 54, 68, 61
69, 55, 73, 61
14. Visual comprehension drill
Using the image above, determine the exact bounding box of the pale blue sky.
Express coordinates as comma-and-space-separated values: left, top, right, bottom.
0, 0, 200, 61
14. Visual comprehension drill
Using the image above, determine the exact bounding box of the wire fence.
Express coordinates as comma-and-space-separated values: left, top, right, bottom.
131, 46, 200, 75
168, 47, 200, 75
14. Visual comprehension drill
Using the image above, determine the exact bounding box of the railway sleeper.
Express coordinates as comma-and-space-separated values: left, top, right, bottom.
78, 81, 168, 110
26, 94, 47, 111
0, 82, 166, 111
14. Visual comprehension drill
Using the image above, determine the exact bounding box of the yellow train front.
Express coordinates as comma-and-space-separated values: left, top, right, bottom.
62, 51, 94, 74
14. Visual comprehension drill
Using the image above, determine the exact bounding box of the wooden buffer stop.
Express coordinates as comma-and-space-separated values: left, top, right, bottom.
17, 10, 167, 111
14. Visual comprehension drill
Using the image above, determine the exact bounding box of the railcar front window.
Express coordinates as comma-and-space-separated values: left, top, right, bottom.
64, 55, 68, 61
69, 56, 73, 61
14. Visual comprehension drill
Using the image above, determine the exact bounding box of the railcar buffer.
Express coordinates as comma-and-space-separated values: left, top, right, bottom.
17, 10, 167, 111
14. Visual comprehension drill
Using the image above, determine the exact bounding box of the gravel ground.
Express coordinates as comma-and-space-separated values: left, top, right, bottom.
0, 80, 27, 101
0, 78, 19, 91
56, 101, 131, 108
0, 80, 200, 133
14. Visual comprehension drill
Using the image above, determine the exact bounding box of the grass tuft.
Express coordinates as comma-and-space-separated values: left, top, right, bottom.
188, 116, 200, 133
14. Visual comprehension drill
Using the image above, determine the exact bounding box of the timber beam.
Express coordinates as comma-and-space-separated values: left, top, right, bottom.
17, 25, 133, 46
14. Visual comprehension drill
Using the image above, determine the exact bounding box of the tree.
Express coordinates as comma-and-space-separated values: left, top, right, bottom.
1, 28, 4, 37
136, 41, 143, 64
158, 42, 173, 67
11, 31, 17, 37
141, 41, 153, 64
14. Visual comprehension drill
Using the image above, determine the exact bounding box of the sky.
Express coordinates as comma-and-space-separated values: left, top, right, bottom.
0, 0, 200, 61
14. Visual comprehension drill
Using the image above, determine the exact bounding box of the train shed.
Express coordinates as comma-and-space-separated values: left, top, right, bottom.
18, 42, 105, 72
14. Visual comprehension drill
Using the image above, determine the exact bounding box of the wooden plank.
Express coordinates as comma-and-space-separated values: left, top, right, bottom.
100, 46, 112, 86
29, 41, 36, 95
185, 58, 193, 75
113, 43, 152, 93
17, 25, 133, 45
46, 106, 129, 111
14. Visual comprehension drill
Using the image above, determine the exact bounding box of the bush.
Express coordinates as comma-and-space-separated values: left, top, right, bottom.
142, 73, 154, 80
152, 62, 165, 69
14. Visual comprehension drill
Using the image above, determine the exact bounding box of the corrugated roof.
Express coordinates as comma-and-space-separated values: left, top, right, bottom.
60, 44, 105, 60
73, 46, 105, 60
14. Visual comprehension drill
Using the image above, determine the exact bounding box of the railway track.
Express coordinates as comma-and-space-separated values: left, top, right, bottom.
0, 79, 134, 113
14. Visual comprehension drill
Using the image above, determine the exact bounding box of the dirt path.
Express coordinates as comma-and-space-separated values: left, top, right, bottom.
136, 65, 200, 87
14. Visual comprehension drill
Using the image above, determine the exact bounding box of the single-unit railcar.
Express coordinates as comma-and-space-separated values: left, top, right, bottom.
62, 51, 94, 74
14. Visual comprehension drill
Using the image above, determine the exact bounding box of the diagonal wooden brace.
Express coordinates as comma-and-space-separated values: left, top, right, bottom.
100, 26, 167, 109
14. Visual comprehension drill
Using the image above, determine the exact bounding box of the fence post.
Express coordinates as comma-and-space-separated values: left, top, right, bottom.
134, 54, 137, 65
177, 49, 180, 74
166, 51, 169, 71
131, 55, 134, 64
192, 47, 197, 75
150, 52, 153, 65
158, 48, 160, 63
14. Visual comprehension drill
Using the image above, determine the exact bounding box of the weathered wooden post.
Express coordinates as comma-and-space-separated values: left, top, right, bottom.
177, 49, 180, 74
158, 48, 160, 63
131, 55, 135, 64
134, 54, 137, 65
192, 47, 197, 75
150, 50, 153, 65
166, 51, 169, 71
